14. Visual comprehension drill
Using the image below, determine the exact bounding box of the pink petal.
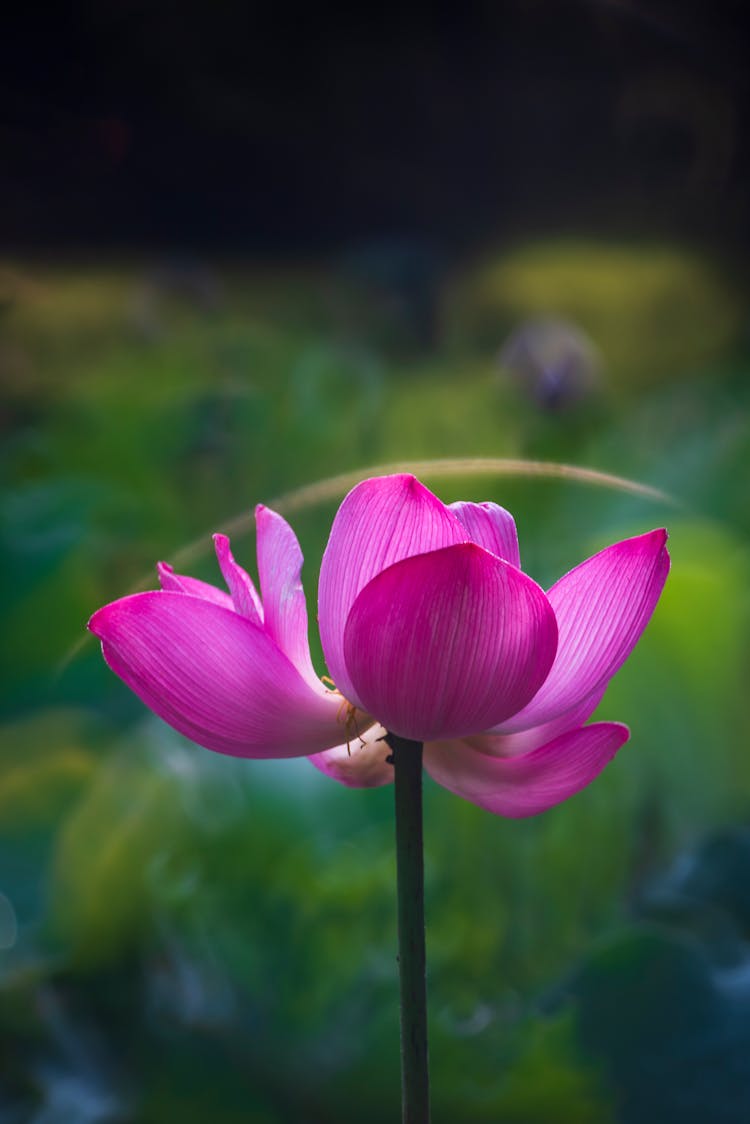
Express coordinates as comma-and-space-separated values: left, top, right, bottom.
213, 534, 263, 624
309, 723, 394, 788
157, 562, 235, 610
449, 501, 521, 567
255, 505, 319, 689
88, 592, 345, 759
318, 474, 468, 703
496, 529, 670, 733
424, 722, 629, 817
342, 542, 558, 741
465, 683, 608, 758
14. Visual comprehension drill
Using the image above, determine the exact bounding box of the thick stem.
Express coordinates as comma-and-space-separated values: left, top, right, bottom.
387, 732, 430, 1124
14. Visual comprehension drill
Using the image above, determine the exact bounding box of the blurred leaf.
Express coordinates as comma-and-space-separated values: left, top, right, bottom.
601, 518, 750, 832
0, 711, 98, 834
51, 732, 189, 964
574, 926, 750, 1124
437, 1011, 614, 1124
448, 241, 744, 389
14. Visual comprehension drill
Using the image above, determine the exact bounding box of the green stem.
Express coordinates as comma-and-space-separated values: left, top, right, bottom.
387, 732, 430, 1124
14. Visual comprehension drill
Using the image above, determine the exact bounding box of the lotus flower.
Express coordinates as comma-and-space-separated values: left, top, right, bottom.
88, 474, 669, 817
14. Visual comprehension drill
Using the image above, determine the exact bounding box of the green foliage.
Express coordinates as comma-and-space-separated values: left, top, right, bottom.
447, 240, 744, 389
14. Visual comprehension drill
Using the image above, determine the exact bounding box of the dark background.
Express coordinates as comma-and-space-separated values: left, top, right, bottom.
2, 0, 748, 254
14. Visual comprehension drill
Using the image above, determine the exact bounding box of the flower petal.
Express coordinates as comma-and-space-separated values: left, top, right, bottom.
88, 592, 344, 759
496, 529, 670, 733
157, 562, 235, 610
424, 722, 629, 817
318, 474, 468, 702
459, 682, 608, 758
449, 501, 521, 567
255, 505, 319, 689
308, 723, 394, 788
342, 542, 558, 741
213, 534, 263, 624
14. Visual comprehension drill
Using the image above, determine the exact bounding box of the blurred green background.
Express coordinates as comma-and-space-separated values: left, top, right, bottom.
2, 238, 749, 1123
3, 2, 750, 1121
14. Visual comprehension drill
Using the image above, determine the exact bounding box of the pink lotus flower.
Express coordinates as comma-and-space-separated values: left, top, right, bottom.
88, 474, 669, 817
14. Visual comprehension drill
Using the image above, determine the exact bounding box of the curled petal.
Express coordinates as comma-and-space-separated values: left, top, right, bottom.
449, 501, 521, 567
318, 474, 467, 702
213, 534, 263, 624
309, 723, 394, 788
157, 562, 234, 610
424, 722, 629, 817
497, 529, 670, 733
88, 592, 344, 759
255, 505, 319, 689
343, 542, 558, 741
